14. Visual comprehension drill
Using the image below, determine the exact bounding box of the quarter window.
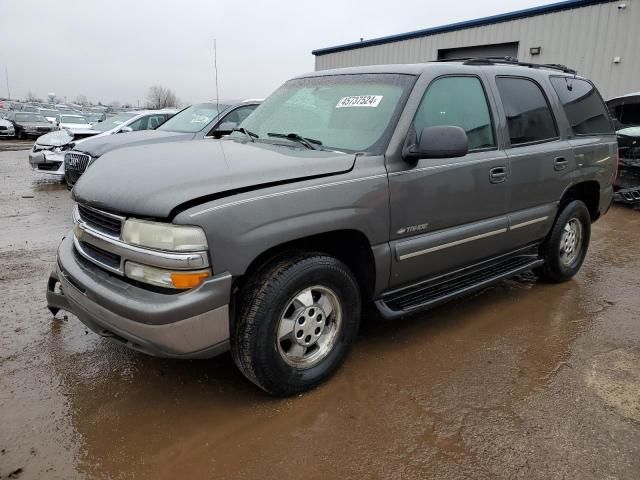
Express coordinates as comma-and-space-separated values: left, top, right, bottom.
414, 76, 495, 150
496, 77, 558, 145
550, 77, 613, 135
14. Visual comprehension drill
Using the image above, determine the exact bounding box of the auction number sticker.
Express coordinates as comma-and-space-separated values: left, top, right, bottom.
336, 95, 383, 108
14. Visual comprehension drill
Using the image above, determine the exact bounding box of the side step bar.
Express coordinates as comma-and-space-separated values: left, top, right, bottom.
376, 252, 543, 320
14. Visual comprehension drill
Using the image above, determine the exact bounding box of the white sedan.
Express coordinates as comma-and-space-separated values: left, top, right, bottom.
28, 109, 176, 177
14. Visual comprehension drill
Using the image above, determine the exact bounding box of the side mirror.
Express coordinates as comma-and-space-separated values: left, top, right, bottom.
119, 126, 133, 133
403, 126, 469, 161
211, 121, 238, 138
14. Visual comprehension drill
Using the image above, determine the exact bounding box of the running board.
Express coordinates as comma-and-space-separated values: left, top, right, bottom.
376, 252, 543, 319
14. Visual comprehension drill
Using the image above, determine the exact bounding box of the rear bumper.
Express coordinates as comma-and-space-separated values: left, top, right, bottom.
29, 150, 65, 175
47, 234, 232, 359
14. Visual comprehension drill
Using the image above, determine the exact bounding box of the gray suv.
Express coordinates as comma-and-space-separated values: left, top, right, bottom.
47, 59, 616, 396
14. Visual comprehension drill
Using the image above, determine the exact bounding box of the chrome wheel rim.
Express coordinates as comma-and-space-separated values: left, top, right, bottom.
276, 286, 342, 368
559, 218, 582, 266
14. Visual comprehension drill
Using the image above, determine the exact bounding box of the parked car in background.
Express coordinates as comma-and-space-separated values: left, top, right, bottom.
55, 114, 95, 134
83, 112, 106, 124
47, 60, 615, 395
0, 116, 15, 138
607, 92, 640, 205
30, 109, 176, 179
6, 111, 54, 139
63, 100, 259, 186
39, 108, 60, 123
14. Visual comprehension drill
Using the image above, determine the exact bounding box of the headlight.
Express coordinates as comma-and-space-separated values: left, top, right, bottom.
125, 261, 210, 289
122, 218, 208, 252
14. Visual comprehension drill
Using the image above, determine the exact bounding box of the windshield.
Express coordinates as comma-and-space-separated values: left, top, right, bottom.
40, 110, 58, 117
92, 112, 137, 132
237, 74, 415, 153
157, 103, 228, 133
16, 113, 48, 123
60, 115, 88, 124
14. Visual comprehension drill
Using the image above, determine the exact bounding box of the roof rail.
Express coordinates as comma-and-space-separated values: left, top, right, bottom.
453, 56, 577, 75
434, 56, 577, 74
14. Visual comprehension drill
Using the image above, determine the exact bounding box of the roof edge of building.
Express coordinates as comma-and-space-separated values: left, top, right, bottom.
312, 0, 614, 56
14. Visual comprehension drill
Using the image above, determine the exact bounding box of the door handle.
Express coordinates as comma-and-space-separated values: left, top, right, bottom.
554, 156, 568, 171
489, 166, 507, 183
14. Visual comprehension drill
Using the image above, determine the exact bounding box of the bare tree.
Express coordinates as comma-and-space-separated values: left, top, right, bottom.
74, 94, 89, 106
146, 85, 178, 109
25, 91, 40, 102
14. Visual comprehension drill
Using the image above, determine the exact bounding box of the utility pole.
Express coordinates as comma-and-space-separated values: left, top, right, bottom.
5, 66, 10, 99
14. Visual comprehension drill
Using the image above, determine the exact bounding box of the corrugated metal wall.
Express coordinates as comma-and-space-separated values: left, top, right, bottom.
314, 0, 640, 99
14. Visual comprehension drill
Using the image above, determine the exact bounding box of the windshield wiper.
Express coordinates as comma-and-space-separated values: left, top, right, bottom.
267, 132, 322, 150
232, 127, 259, 142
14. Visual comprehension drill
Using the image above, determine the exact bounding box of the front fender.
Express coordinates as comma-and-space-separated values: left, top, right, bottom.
175, 165, 390, 277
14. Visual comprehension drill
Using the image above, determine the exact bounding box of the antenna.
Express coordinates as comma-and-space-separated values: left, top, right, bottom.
213, 38, 220, 121
5, 66, 10, 100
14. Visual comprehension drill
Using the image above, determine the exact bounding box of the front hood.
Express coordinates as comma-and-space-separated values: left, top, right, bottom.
59, 123, 95, 133
73, 139, 356, 218
35, 130, 74, 147
75, 129, 190, 157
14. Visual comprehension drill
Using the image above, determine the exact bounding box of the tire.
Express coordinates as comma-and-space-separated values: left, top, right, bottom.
17, 130, 24, 140
535, 200, 591, 283
231, 254, 361, 396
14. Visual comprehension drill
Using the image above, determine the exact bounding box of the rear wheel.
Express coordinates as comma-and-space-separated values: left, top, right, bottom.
535, 200, 591, 282
231, 254, 361, 396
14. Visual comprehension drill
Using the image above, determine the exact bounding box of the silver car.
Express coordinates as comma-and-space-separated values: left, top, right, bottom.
28, 109, 176, 177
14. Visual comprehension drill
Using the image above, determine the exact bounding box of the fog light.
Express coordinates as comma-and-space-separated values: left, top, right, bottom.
125, 261, 210, 289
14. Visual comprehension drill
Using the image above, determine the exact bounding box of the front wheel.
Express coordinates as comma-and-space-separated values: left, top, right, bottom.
17, 130, 24, 140
231, 254, 361, 396
535, 200, 591, 282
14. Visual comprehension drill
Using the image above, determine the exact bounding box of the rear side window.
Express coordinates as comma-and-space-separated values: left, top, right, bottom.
414, 76, 495, 150
550, 77, 614, 135
496, 77, 558, 146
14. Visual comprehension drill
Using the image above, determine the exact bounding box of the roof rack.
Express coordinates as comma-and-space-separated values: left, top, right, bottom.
435, 56, 577, 75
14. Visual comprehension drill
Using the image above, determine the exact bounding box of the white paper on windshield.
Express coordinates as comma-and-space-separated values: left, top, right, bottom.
336, 95, 383, 108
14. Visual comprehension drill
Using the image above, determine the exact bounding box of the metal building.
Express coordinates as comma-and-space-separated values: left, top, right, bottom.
312, 0, 639, 99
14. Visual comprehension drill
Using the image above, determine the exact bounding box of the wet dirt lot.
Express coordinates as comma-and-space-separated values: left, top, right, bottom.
1, 147, 639, 479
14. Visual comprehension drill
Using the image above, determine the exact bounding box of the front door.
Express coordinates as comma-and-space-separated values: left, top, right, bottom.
388, 75, 510, 288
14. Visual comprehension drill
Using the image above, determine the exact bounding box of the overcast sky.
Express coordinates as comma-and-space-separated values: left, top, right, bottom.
0, 0, 548, 105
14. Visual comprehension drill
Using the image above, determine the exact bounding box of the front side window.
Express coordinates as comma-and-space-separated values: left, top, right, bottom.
238, 73, 415, 153
222, 105, 257, 125
550, 77, 613, 135
93, 112, 137, 132
496, 77, 558, 146
127, 116, 149, 131
413, 76, 495, 150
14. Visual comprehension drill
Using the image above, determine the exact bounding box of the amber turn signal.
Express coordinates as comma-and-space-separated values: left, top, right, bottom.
171, 271, 210, 289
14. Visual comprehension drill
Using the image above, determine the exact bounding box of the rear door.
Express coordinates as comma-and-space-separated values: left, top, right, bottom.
489, 75, 574, 248
388, 74, 511, 287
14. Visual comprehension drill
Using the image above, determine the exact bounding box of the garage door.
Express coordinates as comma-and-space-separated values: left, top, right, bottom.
438, 42, 519, 60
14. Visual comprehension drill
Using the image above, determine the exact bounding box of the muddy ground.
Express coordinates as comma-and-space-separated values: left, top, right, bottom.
0, 146, 639, 479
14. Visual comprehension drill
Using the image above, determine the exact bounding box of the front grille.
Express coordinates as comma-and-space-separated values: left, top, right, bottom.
0, 126, 6, 131
78, 205, 123, 237
78, 241, 122, 270
37, 127, 50, 132
64, 152, 91, 186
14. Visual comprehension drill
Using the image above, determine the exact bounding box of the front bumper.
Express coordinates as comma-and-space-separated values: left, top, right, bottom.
0, 130, 14, 137
29, 149, 65, 175
47, 234, 232, 359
